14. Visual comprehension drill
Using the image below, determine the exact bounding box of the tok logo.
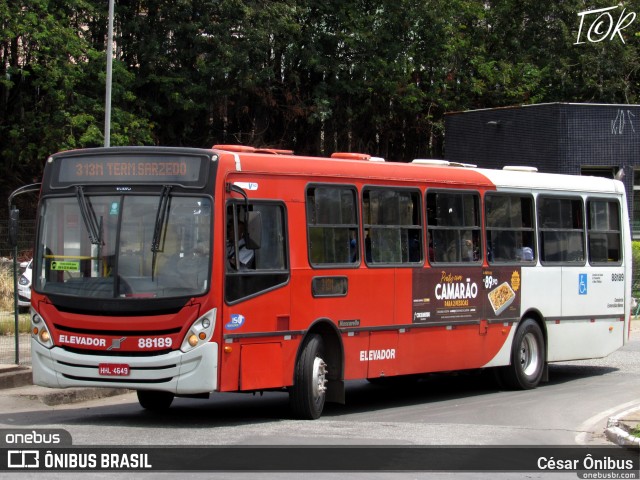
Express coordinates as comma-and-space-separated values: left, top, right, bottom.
225, 314, 245, 330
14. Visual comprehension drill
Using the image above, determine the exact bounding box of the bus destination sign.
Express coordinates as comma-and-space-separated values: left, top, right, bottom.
53, 154, 208, 188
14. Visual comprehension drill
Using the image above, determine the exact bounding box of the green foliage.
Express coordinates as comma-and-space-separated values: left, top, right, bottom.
0, 0, 153, 194
633, 241, 640, 297
1, 0, 640, 195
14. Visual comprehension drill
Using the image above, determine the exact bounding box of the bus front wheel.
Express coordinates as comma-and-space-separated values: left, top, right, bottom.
290, 334, 328, 420
137, 390, 175, 411
500, 318, 545, 390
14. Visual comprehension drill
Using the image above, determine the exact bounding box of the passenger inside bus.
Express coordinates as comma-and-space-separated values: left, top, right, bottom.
349, 230, 358, 262
463, 238, 477, 262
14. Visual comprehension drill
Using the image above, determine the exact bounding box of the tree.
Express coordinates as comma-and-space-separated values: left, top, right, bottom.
2, 0, 640, 199
0, 0, 153, 198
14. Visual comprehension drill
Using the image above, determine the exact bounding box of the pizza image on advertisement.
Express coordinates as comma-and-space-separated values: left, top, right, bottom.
488, 282, 516, 316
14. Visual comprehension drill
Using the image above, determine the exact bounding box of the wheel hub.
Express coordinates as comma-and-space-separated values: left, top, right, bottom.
520, 332, 540, 376
312, 356, 328, 400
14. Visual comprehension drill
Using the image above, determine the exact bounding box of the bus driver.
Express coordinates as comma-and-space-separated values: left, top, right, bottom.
227, 219, 254, 269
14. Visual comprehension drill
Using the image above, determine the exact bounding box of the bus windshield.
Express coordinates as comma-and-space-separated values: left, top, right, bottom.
35, 193, 212, 300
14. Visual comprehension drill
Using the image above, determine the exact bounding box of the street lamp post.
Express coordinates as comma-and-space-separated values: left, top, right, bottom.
104, 0, 114, 147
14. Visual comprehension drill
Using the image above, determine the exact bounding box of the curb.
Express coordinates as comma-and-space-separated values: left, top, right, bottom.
605, 407, 640, 447
0, 365, 32, 389
8, 386, 133, 406
0, 365, 132, 406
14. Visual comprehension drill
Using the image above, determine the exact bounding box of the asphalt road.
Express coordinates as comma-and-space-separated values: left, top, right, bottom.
3, 333, 639, 445
1, 325, 639, 479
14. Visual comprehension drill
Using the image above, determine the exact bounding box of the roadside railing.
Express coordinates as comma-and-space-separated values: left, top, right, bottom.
0, 259, 31, 365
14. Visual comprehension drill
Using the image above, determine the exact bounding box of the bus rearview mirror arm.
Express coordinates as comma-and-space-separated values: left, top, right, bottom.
7, 183, 41, 248
226, 183, 262, 250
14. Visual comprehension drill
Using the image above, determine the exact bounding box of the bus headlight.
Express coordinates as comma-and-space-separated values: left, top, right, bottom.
31, 310, 54, 349
181, 308, 216, 353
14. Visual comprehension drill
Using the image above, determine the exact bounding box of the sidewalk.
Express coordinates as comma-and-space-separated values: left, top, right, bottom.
606, 407, 640, 447
602, 317, 640, 445
0, 363, 130, 406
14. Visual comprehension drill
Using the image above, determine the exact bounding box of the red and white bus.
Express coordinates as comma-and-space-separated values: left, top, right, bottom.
28, 145, 632, 419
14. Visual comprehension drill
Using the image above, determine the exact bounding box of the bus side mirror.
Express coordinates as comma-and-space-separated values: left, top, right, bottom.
8, 207, 19, 248
245, 211, 262, 250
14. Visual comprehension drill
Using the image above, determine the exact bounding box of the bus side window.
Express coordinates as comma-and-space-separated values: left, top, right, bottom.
538, 196, 584, 264
587, 199, 621, 264
485, 193, 535, 264
362, 188, 423, 265
225, 202, 289, 303
427, 190, 480, 264
306, 185, 359, 266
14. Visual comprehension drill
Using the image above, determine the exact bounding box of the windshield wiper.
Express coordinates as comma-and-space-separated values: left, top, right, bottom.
76, 186, 103, 245
151, 185, 172, 279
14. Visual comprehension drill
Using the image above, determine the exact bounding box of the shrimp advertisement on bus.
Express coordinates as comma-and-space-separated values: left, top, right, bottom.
412, 267, 522, 323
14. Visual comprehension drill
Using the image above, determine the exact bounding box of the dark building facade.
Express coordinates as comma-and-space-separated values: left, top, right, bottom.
445, 103, 640, 238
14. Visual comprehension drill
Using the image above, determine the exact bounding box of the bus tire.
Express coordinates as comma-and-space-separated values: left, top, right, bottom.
137, 390, 174, 411
500, 318, 545, 390
290, 334, 328, 420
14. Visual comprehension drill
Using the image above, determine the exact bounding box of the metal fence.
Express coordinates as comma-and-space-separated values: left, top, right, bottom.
0, 219, 35, 365
0, 312, 31, 366
0, 219, 36, 260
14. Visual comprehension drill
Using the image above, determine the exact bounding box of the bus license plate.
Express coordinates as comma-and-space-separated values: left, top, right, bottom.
98, 363, 130, 376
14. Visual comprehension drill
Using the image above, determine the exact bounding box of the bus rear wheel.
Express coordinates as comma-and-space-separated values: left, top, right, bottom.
290, 334, 328, 420
137, 390, 175, 411
500, 318, 545, 390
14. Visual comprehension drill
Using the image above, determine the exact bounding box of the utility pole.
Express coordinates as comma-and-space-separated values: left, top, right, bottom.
104, 0, 115, 147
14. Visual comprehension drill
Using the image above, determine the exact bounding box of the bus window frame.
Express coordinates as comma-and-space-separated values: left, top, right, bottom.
586, 196, 623, 266
33, 190, 215, 313
361, 185, 424, 268
537, 194, 587, 266
305, 183, 361, 269
224, 199, 290, 305
426, 188, 482, 266
484, 191, 537, 265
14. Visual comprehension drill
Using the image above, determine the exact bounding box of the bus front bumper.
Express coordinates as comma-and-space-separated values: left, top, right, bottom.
31, 339, 218, 394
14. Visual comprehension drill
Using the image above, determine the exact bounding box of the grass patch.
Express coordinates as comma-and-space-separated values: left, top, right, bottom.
630, 424, 640, 438
0, 262, 19, 312
0, 313, 31, 335
0, 261, 31, 335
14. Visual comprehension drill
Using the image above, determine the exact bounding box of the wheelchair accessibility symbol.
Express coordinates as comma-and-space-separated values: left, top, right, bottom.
579, 274, 588, 295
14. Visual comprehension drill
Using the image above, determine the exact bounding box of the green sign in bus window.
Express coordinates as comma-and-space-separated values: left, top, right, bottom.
50, 261, 80, 271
